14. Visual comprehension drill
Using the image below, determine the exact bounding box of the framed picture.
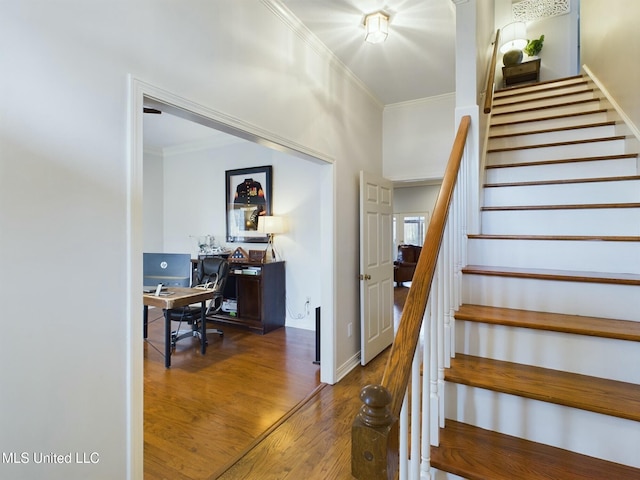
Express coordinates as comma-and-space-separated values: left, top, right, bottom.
225, 166, 272, 243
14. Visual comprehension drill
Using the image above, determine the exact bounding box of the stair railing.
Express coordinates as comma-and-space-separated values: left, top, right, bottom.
483, 29, 501, 114
352, 115, 471, 480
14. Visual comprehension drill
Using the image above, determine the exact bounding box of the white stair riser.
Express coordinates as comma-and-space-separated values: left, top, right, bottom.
492, 91, 596, 114
455, 321, 640, 383
494, 78, 588, 98
489, 111, 609, 135
462, 275, 640, 321
445, 383, 640, 468
487, 139, 626, 165
493, 84, 590, 104
488, 124, 616, 150
491, 101, 601, 123
481, 208, 640, 236
485, 157, 638, 184
483, 180, 640, 206
467, 238, 640, 274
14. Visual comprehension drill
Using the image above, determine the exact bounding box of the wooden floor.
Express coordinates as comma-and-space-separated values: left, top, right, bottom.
144, 286, 408, 480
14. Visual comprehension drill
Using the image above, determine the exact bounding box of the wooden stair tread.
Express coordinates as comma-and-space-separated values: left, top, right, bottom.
491, 109, 608, 128
489, 121, 617, 139
485, 175, 640, 188
446, 354, 640, 421
493, 89, 594, 109
467, 234, 640, 242
462, 264, 640, 286
482, 202, 640, 211
455, 304, 640, 342
485, 153, 638, 169
487, 135, 626, 154
431, 420, 640, 480
494, 75, 585, 95
491, 98, 600, 117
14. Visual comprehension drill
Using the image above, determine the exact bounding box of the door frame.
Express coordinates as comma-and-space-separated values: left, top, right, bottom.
127, 76, 336, 477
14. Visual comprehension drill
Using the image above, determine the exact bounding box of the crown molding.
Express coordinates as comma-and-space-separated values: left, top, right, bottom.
385, 92, 455, 111
261, 0, 383, 109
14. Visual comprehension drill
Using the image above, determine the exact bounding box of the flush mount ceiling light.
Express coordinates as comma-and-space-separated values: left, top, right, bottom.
364, 11, 390, 44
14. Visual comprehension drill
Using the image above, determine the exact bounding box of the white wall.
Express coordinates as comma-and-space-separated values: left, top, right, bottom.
383, 94, 456, 182
581, 0, 640, 134
394, 185, 441, 215
144, 138, 322, 330
0, 1, 381, 478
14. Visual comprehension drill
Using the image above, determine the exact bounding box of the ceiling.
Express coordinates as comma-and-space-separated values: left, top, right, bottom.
279, 0, 456, 105
144, 0, 456, 150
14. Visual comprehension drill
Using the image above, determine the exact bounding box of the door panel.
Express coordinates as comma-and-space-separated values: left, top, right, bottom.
359, 171, 394, 365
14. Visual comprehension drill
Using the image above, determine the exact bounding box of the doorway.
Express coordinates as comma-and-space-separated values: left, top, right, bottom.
128, 77, 336, 476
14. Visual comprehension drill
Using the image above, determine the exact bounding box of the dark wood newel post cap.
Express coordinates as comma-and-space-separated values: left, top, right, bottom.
357, 384, 393, 427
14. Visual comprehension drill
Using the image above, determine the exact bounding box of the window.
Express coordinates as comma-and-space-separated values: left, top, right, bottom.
393, 212, 429, 258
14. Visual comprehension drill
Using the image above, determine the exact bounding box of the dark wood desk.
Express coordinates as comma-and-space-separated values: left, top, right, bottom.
143, 287, 215, 368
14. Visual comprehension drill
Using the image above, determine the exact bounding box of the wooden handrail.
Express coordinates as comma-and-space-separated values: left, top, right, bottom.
483, 29, 501, 114
352, 115, 471, 479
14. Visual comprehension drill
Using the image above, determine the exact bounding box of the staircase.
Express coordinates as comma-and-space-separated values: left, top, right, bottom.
431, 76, 640, 479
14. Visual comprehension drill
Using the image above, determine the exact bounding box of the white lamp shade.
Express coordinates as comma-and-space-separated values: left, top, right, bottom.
364, 12, 389, 44
500, 21, 527, 53
258, 216, 286, 235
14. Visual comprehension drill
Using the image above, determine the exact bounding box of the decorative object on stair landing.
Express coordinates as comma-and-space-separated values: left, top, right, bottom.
524, 35, 545, 57
500, 21, 527, 67
499, 21, 528, 54
513, 0, 570, 22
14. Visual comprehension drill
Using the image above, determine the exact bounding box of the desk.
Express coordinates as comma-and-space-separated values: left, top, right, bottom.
143, 287, 215, 368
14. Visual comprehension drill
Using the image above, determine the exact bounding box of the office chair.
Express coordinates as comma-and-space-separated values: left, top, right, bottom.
169, 257, 230, 348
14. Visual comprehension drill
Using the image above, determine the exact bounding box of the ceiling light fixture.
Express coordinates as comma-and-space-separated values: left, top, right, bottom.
364, 11, 390, 44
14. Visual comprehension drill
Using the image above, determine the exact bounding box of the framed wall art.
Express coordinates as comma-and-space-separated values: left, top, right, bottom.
225, 165, 272, 243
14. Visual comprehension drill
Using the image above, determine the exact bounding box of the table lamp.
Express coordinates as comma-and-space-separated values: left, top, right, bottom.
258, 216, 286, 262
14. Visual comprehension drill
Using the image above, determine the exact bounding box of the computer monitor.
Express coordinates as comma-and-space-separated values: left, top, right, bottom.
143, 252, 191, 288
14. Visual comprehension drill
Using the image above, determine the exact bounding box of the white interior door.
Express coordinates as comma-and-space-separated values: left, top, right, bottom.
359, 171, 394, 365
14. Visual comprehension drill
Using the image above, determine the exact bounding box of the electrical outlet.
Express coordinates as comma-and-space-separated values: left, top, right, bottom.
347, 322, 353, 337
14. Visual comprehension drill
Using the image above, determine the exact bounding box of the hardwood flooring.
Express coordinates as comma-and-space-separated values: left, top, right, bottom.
144, 311, 321, 480
144, 287, 408, 479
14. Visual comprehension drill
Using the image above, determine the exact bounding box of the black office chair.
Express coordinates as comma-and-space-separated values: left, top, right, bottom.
169, 257, 230, 348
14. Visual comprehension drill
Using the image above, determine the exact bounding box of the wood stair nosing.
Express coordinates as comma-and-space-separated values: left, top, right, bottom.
454, 304, 640, 342
461, 265, 640, 286
445, 354, 640, 422
488, 121, 617, 140
484, 175, 640, 188
485, 153, 638, 170
492, 88, 594, 109
431, 419, 640, 480
494, 75, 585, 96
490, 108, 609, 128
492, 82, 590, 103
467, 234, 640, 242
491, 98, 600, 117
487, 135, 626, 154
481, 203, 640, 211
